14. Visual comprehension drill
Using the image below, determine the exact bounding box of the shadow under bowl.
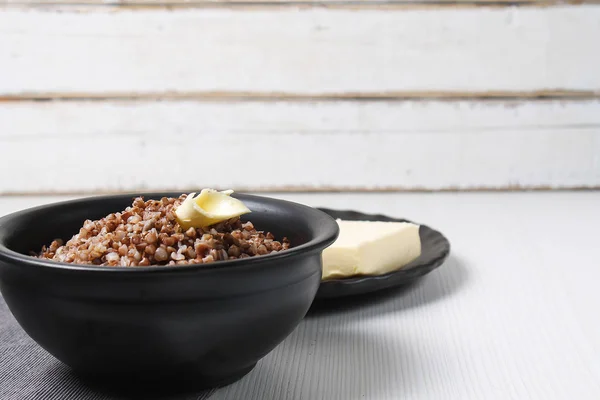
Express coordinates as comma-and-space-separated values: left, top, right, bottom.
0, 192, 339, 390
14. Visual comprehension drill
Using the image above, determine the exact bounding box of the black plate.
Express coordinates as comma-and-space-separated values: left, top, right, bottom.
316, 209, 451, 299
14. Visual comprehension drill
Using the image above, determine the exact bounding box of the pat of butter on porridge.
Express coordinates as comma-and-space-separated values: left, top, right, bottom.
322, 220, 421, 280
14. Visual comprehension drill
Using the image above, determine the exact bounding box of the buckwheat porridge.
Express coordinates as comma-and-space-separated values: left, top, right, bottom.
36, 191, 290, 267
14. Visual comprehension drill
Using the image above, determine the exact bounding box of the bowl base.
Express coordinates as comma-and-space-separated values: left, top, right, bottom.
72, 363, 256, 396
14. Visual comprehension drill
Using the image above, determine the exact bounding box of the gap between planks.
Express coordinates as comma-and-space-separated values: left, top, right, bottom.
1, 186, 599, 197
2, 90, 600, 103
1, 1, 598, 11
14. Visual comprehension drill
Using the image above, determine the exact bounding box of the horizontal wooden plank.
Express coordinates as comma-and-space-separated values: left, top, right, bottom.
0, 100, 598, 193
0, 0, 575, 6
1, 3, 587, 13
1, 6, 599, 96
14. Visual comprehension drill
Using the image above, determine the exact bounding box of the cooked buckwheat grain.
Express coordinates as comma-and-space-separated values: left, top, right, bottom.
37, 195, 290, 267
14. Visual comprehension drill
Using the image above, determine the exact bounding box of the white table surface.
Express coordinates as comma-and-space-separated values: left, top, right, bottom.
1, 192, 599, 400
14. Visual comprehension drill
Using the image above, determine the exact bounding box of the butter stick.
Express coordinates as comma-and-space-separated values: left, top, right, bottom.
322, 220, 421, 280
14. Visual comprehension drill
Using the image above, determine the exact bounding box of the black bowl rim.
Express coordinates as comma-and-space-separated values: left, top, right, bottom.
0, 192, 339, 274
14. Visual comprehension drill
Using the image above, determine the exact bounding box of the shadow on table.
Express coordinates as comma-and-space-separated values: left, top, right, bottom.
211, 255, 468, 400
32, 363, 216, 400
308, 254, 468, 319
4, 258, 466, 400
254, 328, 429, 400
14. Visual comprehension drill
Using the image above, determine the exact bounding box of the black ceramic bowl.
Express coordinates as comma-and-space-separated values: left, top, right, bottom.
0, 193, 339, 390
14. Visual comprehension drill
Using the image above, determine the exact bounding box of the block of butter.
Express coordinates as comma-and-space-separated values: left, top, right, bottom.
322, 220, 421, 280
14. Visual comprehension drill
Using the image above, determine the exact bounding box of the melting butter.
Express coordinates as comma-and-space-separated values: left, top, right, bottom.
175, 189, 251, 229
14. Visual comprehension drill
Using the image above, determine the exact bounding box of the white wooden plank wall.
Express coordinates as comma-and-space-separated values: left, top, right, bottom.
2, 6, 600, 95
1, 100, 599, 193
0, 2, 599, 194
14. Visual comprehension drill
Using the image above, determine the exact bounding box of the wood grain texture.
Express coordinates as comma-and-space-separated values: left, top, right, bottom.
1, 100, 599, 193
1, 192, 599, 399
1, 6, 599, 96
